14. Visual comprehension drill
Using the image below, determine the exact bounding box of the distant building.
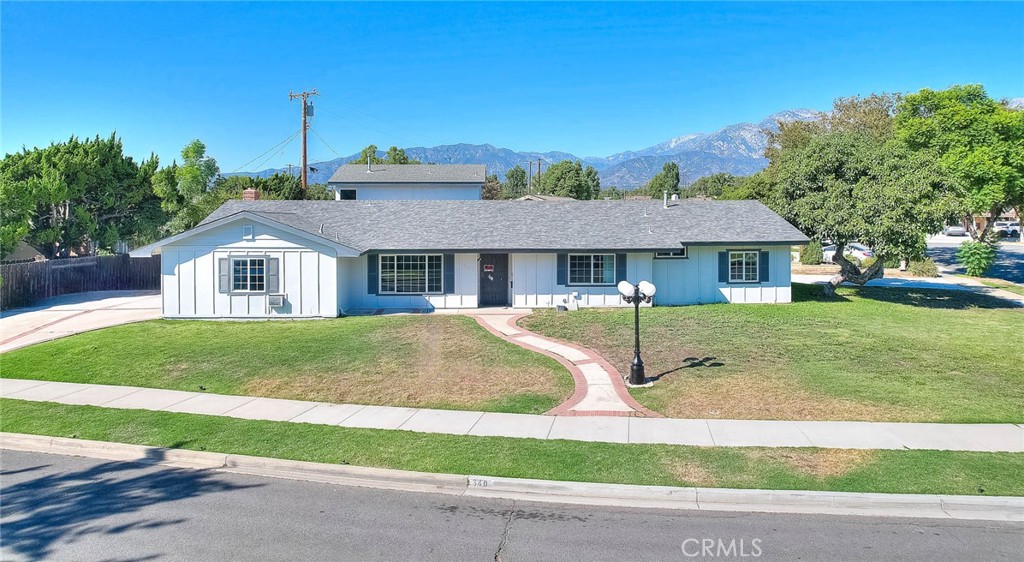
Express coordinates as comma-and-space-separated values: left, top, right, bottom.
515, 194, 574, 202
326, 163, 485, 200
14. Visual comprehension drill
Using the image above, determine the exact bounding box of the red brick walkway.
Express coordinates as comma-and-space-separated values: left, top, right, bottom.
472, 313, 658, 417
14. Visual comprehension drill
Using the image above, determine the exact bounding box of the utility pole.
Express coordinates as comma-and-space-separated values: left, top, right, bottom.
528, 161, 533, 193
288, 88, 319, 197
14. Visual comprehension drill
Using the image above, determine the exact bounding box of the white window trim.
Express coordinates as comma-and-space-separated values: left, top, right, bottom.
378, 254, 445, 295
728, 250, 760, 284
654, 247, 688, 259
231, 256, 267, 293
567, 253, 616, 286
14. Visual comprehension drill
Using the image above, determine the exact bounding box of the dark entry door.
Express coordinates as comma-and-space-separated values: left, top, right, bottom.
479, 254, 509, 307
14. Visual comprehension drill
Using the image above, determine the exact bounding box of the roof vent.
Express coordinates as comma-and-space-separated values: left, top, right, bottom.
366, 156, 372, 173
318, 223, 325, 234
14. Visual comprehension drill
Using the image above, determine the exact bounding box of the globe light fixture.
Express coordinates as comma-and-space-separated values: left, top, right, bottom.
618, 279, 657, 385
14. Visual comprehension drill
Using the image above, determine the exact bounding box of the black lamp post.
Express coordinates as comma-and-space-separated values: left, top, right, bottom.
617, 280, 656, 385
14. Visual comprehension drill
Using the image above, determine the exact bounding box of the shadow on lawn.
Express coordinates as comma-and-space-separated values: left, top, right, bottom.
792, 283, 1018, 310
651, 356, 725, 381
0, 444, 260, 561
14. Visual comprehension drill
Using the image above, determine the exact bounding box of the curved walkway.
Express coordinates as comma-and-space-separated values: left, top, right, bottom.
472, 313, 657, 417
3, 378, 1022, 452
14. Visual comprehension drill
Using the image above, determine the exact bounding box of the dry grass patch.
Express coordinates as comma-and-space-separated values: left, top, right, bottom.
639, 371, 925, 421
1, 315, 573, 414
746, 449, 879, 479
664, 460, 719, 486
241, 315, 572, 411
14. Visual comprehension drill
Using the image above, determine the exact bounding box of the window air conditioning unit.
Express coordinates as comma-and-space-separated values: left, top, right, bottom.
267, 294, 286, 308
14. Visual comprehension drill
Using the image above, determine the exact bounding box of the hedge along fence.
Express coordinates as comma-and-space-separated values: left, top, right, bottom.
0, 254, 161, 310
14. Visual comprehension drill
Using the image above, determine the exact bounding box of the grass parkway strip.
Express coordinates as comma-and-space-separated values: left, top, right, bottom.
2, 399, 1022, 497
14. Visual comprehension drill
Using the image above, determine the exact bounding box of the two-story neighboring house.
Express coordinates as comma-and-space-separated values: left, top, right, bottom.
327, 163, 485, 200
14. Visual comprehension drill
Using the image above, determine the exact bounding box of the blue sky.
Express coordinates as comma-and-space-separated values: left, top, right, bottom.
3, 2, 1022, 172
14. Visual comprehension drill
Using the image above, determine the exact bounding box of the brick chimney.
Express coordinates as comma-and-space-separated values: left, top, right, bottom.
242, 188, 260, 201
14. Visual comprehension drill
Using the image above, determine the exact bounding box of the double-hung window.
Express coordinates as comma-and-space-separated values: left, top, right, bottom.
232, 257, 266, 292
380, 254, 443, 294
728, 251, 759, 283
568, 254, 615, 285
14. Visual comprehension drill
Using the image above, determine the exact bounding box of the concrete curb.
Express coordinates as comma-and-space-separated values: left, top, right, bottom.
3, 432, 1022, 521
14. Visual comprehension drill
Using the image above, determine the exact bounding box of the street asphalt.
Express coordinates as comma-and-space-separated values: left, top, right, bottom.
1, 450, 1021, 561
927, 238, 1024, 283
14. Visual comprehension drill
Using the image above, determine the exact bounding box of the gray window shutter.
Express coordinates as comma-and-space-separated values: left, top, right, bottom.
759, 251, 770, 283
556, 253, 567, 285
367, 253, 379, 295
267, 257, 280, 293
615, 254, 627, 282
443, 253, 455, 294
718, 252, 728, 283
218, 258, 230, 293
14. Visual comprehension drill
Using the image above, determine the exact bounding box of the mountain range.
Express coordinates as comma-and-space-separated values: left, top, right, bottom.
235, 108, 819, 189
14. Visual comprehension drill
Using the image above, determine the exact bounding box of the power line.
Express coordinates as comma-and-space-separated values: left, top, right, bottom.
229, 130, 301, 173
308, 126, 344, 160
312, 102, 420, 147
317, 94, 441, 145
249, 133, 300, 173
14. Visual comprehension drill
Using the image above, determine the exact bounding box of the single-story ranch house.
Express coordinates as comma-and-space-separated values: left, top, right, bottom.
132, 196, 809, 318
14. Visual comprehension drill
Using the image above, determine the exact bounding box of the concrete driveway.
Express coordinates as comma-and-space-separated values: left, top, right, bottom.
0, 291, 161, 353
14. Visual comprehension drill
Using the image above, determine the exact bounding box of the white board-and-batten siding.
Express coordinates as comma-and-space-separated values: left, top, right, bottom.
161, 221, 338, 318
160, 219, 794, 318
651, 245, 792, 305
338, 253, 479, 310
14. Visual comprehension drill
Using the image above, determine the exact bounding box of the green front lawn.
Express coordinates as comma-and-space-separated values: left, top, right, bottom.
3, 399, 1022, 496
0, 315, 573, 414
521, 284, 1024, 423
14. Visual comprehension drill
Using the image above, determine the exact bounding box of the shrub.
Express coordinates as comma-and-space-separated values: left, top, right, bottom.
908, 258, 939, 278
844, 254, 863, 267
799, 240, 823, 265
956, 242, 997, 277
861, 256, 878, 269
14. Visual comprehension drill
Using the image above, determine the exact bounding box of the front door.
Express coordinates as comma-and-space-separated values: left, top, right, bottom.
479, 254, 509, 307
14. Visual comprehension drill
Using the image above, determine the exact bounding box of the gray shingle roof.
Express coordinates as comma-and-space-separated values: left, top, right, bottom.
327, 164, 486, 184
200, 199, 808, 253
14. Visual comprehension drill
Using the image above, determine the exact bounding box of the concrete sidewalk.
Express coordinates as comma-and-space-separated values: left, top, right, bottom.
3, 378, 1022, 452
0, 291, 161, 352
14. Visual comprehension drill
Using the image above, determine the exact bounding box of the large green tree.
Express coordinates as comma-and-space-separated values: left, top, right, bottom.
769, 132, 959, 295
894, 85, 1024, 242
685, 173, 744, 199
482, 174, 502, 199
349, 144, 420, 165
153, 139, 221, 234
503, 165, 528, 197
645, 162, 680, 198
0, 134, 164, 258
536, 160, 597, 200
755, 94, 962, 296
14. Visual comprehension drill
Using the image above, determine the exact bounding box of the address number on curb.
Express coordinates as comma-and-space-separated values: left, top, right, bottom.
468, 478, 493, 488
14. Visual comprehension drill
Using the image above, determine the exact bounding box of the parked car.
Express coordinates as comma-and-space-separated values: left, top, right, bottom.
943, 225, 968, 236
821, 243, 874, 264
993, 221, 1021, 238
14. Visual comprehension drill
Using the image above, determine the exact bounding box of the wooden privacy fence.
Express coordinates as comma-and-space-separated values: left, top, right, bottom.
1, 255, 161, 310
